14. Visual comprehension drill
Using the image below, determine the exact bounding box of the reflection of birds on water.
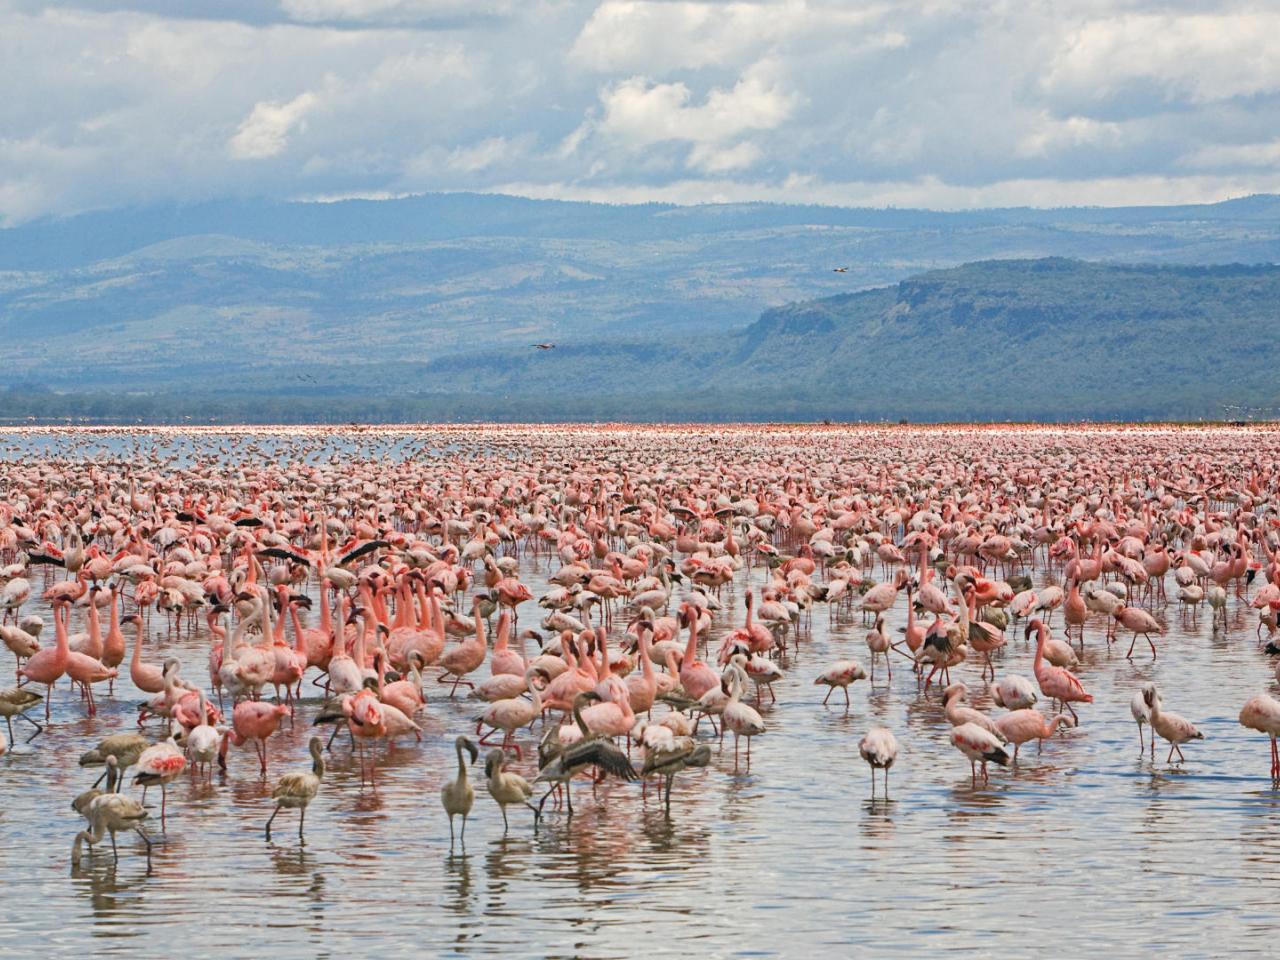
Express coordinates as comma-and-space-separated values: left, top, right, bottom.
532, 343, 556, 350
444, 847, 474, 913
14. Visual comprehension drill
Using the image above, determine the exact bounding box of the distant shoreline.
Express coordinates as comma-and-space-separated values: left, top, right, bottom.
1, 419, 1273, 430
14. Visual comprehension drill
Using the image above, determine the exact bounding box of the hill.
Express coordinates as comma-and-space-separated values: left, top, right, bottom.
3, 192, 1280, 404
4, 258, 1277, 422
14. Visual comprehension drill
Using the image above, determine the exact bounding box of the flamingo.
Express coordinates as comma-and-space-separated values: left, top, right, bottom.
437, 596, 488, 695
859, 726, 898, 799
484, 748, 538, 831
1146, 686, 1203, 764
1240, 694, 1280, 779
220, 700, 291, 775
992, 674, 1037, 711
1027, 618, 1092, 723
17, 599, 71, 721
133, 721, 187, 830
993, 709, 1075, 762
441, 736, 479, 847
641, 733, 712, 815
1131, 682, 1156, 755
476, 665, 545, 758
722, 657, 765, 771
265, 736, 325, 841
950, 721, 1009, 785
71, 792, 152, 868
865, 614, 893, 681
678, 602, 718, 700
1115, 604, 1165, 659
809, 657, 867, 712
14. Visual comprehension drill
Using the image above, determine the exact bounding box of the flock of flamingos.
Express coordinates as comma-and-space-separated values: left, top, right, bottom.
3, 424, 1280, 870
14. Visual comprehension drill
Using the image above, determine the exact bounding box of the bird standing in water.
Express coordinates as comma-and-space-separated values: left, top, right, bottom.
266, 736, 325, 841
71, 788, 152, 867
859, 726, 899, 799
442, 736, 479, 847
485, 749, 537, 832
1131, 682, 1156, 755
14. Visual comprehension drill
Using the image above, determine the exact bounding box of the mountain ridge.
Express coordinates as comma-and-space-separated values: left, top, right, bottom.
6, 257, 1275, 423
3, 192, 1279, 421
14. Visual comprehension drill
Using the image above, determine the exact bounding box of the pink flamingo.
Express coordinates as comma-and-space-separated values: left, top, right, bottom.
813, 657, 867, 708
1027, 618, 1092, 723
437, 596, 487, 696
951, 721, 1009, 785
1240, 694, 1280, 779
993, 709, 1075, 762
134, 722, 187, 830
678, 602, 719, 700
379, 650, 427, 721
128, 614, 165, 694
18, 599, 71, 721
476, 665, 544, 758
488, 610, 524, 676
1114, 604, 1165, 659
100, 585, 126, 694
579, 674, 636, 739
220, 700, 290, 775
721, 658, 765, 771
625, 625, 658, 715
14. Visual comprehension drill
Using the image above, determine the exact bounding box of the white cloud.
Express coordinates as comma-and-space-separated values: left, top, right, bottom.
571, 1, 897, 72
1017, 113, 1124, 158
280, 0, 516, 23
596, 63, 798, 147
688, 141, 762, 173
446, 136, 516, 173
1046, 12, 1280, 107
228, 91, 319, 159
489, 171, 1280, 210
585, 62, 798, 174
1182, 139, 1280, 171
2, 1, 1280, 224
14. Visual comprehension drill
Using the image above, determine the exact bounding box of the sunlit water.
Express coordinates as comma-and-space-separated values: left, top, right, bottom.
1, 428, 1277, 958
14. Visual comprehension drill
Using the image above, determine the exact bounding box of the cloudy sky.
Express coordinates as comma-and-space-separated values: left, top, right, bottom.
3, 0, 1280, 224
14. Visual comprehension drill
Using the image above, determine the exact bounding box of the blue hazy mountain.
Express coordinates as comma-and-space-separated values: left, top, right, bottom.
2, 193, 1279, 420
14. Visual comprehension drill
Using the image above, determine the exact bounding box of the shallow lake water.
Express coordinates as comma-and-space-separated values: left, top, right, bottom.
0, 426, 1277, 958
